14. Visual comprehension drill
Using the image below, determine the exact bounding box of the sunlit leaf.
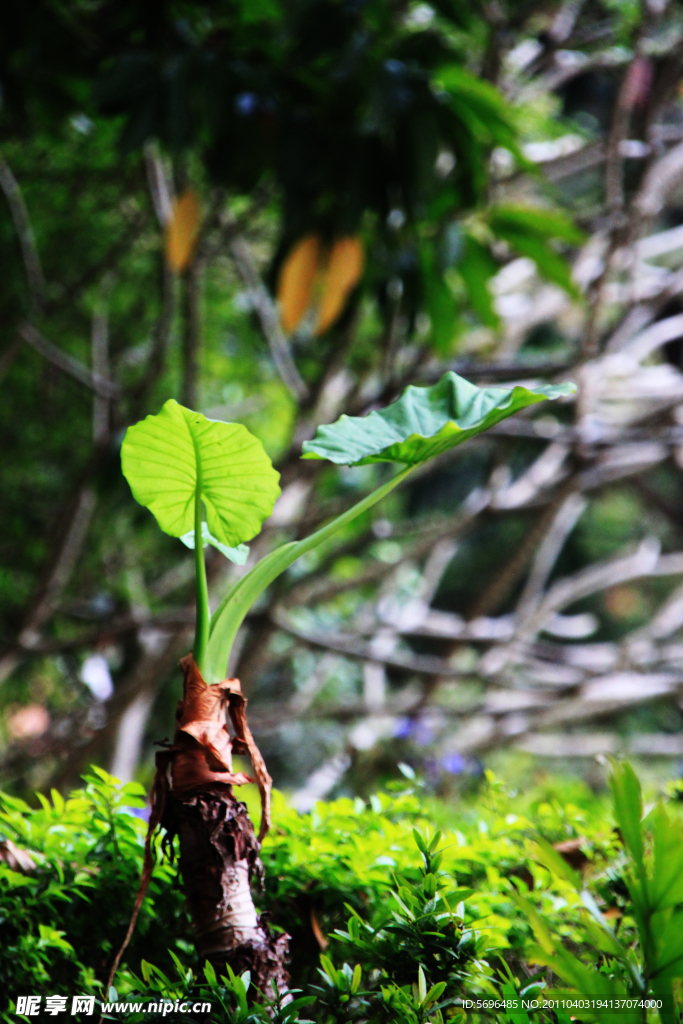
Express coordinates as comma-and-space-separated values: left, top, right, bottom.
165, 190, 201, 273
302, 370, 576, 466
121, 399, 280, 547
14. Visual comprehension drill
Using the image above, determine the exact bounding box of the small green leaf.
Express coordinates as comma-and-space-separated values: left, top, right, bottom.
302, 371, 575, 466
445, 887, 475, 904
121, 399, 280, 547
180, 522, 250, 565
320, 955, 338, 985
418, 965, 427, 1004
428, 830, 442, 853
412, 828, 428, 854
424, 981, 447, 1008
423, 873, 437, 897
351, 964, 362, 993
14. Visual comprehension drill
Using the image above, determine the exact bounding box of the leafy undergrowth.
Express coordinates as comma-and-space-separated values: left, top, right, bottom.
2, 764, 683, 1022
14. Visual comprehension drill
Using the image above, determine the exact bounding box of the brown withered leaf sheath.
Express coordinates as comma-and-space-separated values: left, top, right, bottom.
107, 655, 289, 998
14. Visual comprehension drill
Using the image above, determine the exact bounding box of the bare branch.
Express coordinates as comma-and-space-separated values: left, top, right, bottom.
0, 484, 98, 685
229, 234, 309, 402
91, 301, 110, 445
19, 321, 121, 399
271, 607, 469, 677
143, 141, 174, 228
0, 156, 46, 312
515, 492, 587, 620
636, 139, 683, 219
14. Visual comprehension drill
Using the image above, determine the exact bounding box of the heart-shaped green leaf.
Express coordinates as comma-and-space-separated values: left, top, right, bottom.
121, 399, 280, 546
302, 371, 575, 466
180, 523, 250, 565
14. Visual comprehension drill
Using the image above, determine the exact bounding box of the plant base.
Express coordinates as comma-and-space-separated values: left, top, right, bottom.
168, 787, 289, 992
108, 655, 289, 999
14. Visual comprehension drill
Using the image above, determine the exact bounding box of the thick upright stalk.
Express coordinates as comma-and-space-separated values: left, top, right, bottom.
203, 464, 415, 683
193, 488, 210, 674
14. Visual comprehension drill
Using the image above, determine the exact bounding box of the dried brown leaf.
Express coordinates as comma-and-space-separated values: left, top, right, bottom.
315, 236, 364, 335
165, 191, 201, 273
277, 235, 321, 333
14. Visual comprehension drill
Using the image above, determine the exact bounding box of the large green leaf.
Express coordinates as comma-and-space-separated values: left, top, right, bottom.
121, 399, 281, 547
302, 371, 575, 466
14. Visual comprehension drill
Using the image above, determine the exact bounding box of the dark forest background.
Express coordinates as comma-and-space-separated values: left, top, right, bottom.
4, 0, 683, 807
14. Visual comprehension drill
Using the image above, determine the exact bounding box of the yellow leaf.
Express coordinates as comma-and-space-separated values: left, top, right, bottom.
315, 236, 364, 335
277, 235, 321, 333
165, 190, 201, 273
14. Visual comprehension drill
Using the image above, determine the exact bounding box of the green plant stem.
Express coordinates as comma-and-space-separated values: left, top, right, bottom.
202, 464, 415, 683
193, 484, 210, 676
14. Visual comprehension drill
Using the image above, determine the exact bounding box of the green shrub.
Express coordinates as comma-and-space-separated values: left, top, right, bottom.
3, 763, 683, 1023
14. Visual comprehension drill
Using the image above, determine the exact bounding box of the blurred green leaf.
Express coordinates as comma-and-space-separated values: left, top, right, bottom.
609, 760, 644, 868
458, 233, 500, 327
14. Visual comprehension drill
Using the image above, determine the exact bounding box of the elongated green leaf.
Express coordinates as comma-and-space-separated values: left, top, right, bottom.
459, 235, 499, 328
609, 760, 644, 869
434, 65, 532, 172
121, 399, 281, 547
419, 242, 459, 354
494, 228, 580, 299
529, 837, 581, 889
180, 522, 250, 565
302, 371, 575, 466
489, 205, 585, 246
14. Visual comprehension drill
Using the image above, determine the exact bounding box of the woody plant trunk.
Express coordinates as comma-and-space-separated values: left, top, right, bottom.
108, 654, 288, 996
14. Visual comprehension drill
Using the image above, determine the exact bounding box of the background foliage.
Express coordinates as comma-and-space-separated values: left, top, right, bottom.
5, 0, 683, 841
